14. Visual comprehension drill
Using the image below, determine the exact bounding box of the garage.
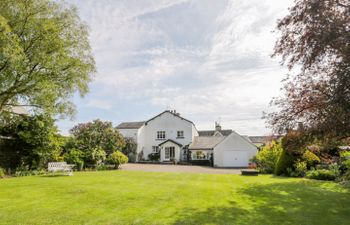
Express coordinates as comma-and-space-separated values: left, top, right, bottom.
213, 132, 258, 167
222, 151, 248, 167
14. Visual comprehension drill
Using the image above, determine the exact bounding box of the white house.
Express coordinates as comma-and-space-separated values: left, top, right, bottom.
116, 110, 258, 167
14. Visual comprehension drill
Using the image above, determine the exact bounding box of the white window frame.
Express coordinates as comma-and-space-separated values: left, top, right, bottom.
157, 131, 166, 139
152, 146, 159, 153
192, 150, 209, 160
177, 131, 184, 138
165, 146, 175, 160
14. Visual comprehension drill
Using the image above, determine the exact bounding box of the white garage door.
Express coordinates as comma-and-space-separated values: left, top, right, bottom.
222, 151, 248, 167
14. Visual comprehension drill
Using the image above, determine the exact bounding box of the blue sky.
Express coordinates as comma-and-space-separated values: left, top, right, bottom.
57, 0, 294, 136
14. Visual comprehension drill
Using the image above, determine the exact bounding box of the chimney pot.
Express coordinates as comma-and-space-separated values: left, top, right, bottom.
215, 122, 222, 131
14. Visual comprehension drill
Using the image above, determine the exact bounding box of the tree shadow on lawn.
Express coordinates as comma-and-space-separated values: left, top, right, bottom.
172, 180, 350, 225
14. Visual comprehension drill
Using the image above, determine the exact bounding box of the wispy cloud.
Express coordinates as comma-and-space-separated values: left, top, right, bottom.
59, 0, 294, 135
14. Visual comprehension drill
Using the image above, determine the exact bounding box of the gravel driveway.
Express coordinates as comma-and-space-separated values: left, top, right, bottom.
121, 163, 242, 174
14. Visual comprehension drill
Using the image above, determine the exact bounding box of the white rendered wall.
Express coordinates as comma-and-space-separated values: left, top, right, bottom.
118, 128, 139, 141
142, 112, 195, 159
213, 132, 258, 167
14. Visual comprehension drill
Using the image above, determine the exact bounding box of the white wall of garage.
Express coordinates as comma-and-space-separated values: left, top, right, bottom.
213, 131, 258, 167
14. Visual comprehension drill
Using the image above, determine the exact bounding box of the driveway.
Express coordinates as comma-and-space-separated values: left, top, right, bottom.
121, 163, 242, 174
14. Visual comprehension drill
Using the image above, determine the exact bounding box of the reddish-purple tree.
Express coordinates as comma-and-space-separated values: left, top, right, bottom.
268, 0, 350, 146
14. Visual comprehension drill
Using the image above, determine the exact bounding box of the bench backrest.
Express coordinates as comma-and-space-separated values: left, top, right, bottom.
48, 162, 67, 169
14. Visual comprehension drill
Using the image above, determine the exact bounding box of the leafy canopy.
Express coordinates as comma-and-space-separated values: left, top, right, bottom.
70, 120, 125, 165
0, 114, 64, 169
268, 0, 350, 143
0, 0, 95, 116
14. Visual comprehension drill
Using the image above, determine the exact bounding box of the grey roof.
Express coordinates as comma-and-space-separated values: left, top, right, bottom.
145, 110, 194, 125
116, 121, 145, 129
248, 136, 282, 144
159, 139, 183, 147
189, 136, 225, 150
198, 129, 233, 137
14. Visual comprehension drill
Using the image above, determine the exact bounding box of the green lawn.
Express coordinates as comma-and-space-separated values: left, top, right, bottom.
0, 171, 349, 225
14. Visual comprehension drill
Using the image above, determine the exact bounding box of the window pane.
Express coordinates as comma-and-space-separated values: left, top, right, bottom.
157, 131, 166, 139
177, 131, 184, 138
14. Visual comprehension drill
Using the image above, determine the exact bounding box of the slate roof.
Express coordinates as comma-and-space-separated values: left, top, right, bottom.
248, 136, 282, 144
248, 136, 267, 144
189, 136, 225, 150
158, 139, 183, 147
116, 121, 145, 129
198, 129, 233, 137
145, 110, 194, 125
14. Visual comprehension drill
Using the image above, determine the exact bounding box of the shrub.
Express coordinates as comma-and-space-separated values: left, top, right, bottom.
274, 148, 293, 175
306, 169, 338, 181
294, 160, 307, 177
302, 150, 320, 168
340, 151, 350, 169
255, 141, 282, 173
328, 163, 341, 178
148, 153, 160, 161
0, 167, 5, 178
91, 147, 106, 166
122, 137, 137, 163
63, 149, 84, 171
14, 165, 46, 177
339, 151, 350, 181
95, 164, 115, 171
107, 151, 128, 169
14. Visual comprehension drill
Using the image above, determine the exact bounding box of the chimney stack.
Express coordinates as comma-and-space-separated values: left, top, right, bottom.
215, 122, 222, 131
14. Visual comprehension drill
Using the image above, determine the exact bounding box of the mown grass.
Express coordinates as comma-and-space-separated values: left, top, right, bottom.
0, 170, 349, 225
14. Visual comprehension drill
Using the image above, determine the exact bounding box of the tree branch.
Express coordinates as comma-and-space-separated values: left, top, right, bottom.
0, 60, 9, 72
3, 103, 42, 108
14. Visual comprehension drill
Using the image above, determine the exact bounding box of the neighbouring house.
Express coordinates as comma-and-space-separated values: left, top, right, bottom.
116, 110, 258, 167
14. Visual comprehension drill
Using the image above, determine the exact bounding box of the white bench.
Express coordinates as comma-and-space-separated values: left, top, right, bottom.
48, 162, 74, 176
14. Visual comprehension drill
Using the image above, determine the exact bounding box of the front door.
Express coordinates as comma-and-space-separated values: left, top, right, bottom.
164, 146, 175, 160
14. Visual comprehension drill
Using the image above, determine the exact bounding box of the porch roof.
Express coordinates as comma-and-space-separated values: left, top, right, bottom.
158, 139, 183, 147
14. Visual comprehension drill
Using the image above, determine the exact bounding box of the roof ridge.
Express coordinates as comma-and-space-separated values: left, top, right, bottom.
145, 110, 194, 125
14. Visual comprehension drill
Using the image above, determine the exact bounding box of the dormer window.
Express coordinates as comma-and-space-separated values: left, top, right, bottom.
177, 131, 184, 138
157, 131, 166, 139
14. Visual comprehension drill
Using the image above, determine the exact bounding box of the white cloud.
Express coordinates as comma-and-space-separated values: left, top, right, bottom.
60, 0, 294, 135
86, 99, 113, 110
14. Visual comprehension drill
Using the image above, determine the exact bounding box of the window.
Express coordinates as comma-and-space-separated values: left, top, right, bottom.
157, 131, 166, 139
192, 151, 208, 160
165, 147, 175, 159
152, 146, 159, 153
177, 131, 184, 138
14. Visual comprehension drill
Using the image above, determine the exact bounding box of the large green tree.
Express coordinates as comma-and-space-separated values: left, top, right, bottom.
0, 0, 95, 116
70, 120, 126, 165
268, 0, 350, 145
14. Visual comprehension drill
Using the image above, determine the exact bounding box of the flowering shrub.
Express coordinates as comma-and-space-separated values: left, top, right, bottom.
107, 151, 128, 169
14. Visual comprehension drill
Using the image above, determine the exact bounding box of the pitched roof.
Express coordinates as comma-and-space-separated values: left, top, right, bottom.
145, 110, 194, 125
248, 136, 282, 144
116, 121, 145, 129
198, 129, 233, 137
158, 139, 183, 147
189, 136, 225, 150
